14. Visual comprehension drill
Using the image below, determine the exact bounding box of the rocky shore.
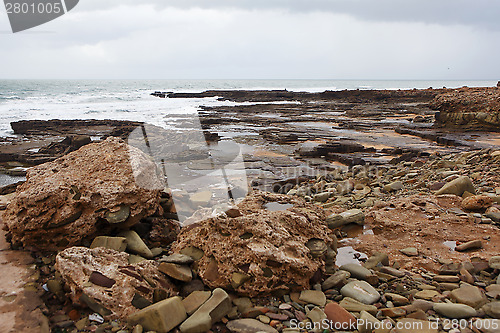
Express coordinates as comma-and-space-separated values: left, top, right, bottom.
0, 86, 499, 333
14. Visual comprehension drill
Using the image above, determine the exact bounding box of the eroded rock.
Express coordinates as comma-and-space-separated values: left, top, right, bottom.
55, 247, 177, 319
172, 191, 336, 296
2, 137, 162, 250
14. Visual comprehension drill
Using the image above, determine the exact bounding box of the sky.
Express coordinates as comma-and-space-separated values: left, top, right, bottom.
1, 0, 499, 80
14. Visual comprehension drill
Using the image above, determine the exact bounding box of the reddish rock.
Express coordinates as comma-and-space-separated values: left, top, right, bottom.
2, 137, 163, 251
172, 191, 336, 296
324, 302, 357, 330
461, 195, 493, 211
55, 247, 177, 319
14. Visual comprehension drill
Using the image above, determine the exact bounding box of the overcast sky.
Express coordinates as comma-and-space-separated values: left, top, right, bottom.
1, 0, 499, 79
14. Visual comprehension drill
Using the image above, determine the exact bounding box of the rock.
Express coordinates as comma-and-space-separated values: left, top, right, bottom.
172, 191, 335, 296
299, 290, 326, 307
232, 297, 253, 313
179, 288, 232, 333
90, 236, 128, 252
313, 192, 330, 202
358, 311, 382, 333
384, 293, 410, 306
455, 240, 483, 252
415, 290, 440, 300
3, 137, 162, 251
305, 239, 328, 258
450, 284, 487, 308
339, 297, 378, 314
363, 253, 389, 269
182, 291, 212, 315
461, 195, 493, 211
327, 209, 365, 228
160, 253, 194, 265
118, 230, 154, 259
383, 181, 403, 192
306, 306, 327, 325
158, 263, 193, 282
435, 176, 476, 196
55, 247, 177, 319
433, 303, 477, 318
379, 266, 405, 278
433, 275, 460, 283
489, 256, 500, 269
340, 280, 380, 305
482, 302, 500, 319
128, 296, 186, 333
322, 270, 350, 290
486, 211, 500, 222
400, 247, 418, 256
339, 263, 372, 280
324, 302, 356, 330
105, 205, 130, 224
226, 319, 278, 333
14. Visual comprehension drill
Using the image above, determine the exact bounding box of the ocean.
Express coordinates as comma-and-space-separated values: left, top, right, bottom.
0, 79, 497, 137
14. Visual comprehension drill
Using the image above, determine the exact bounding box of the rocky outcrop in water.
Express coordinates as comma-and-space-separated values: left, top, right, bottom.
2, 137, 163, 251
431, 87, 500, 130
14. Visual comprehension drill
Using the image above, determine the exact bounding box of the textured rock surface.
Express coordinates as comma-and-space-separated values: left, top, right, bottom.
55, 247, 177, 319
172, 191, 336, 296
3, 137, 162, 250
431, 87, 500, 129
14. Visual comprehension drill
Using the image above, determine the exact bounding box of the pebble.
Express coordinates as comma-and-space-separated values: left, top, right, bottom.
158, 263, 193, 282
489, 256, 500, 269
450, 284, 487, 308
340, 280, 380, 305
323, 302, 356, 330
298, 290, 326, 307
455, 240, 483, 252
400, 247, 418, 256
339, 263, 372, 280
322, 270, 350, 290
433, 303, 477, 319
226, 319, 278, 333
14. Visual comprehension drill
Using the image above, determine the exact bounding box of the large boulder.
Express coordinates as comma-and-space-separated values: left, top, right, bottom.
55, 247, 177, 319
2, 137, 163, 250
172, 191, 336, 296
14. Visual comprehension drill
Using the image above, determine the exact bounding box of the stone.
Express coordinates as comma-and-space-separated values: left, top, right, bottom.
324, 302, 356, 330
55, 247, 176, 319
482, 302, 500, 319
160, 253, 194, 265
118, 231, 154, 259
455, 240, 483, 252
358, 311, 382, 333
433, 303, 477, 318
172, 191, 335, 296
486, 285, 500, 298
306, 306, 327, 325
128, 296, 187, 333
340, 280, 380, 304
322, 270, 350, 290
158, 263, 193, 282
180, 246, 204, 261
433, 275, 460, 283
231, 272, 251, 289
327, 209, 365, 228
461, 195, 493, 211
380, 306, 406, 317
379, 266, 405, 278
486, 211, 500, 222
299, 290, 326, 307
400, 247, 418, 256
383, 181, 403, 192
383, 293, 409, 306
105, 205, 130, 224
339, 297, 378, 314
450, 284, 487, 308
179, 288, 232, 333
226, 319, 278, 333
489, 256, 500, 269
90, 236, 128, 252
415, 290, 440, 300
363, 253, 389, 269
3, 137, 162, 251
182, 291, 211, 315
340, 263, 372, 280
313, 192, 330, 202
435, 176, 476, 196
232, 297, 253, 313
